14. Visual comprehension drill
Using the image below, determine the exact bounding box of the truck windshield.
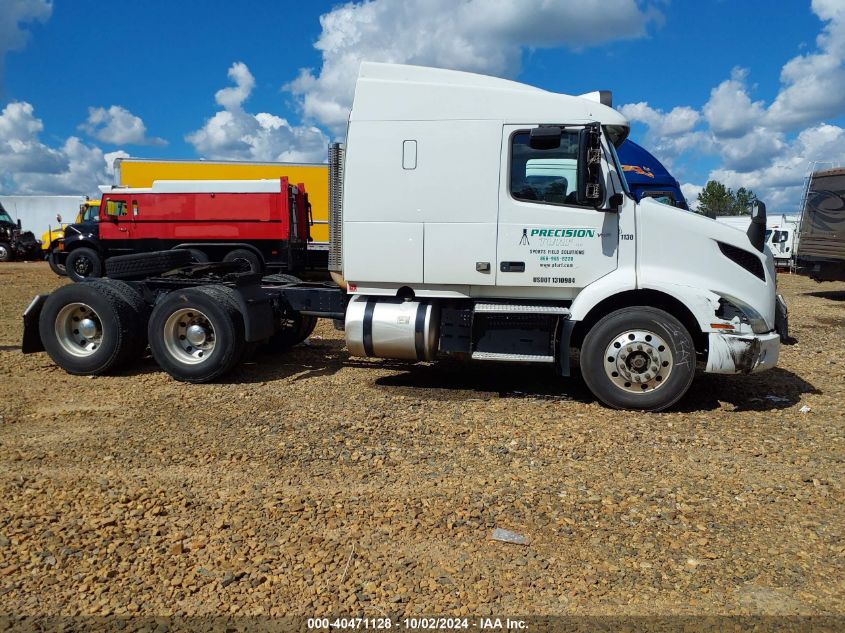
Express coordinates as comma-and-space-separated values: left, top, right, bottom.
0, 209, 13, 224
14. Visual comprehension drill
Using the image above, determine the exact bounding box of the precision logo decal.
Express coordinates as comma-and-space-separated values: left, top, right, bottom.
529, 228, 596, 238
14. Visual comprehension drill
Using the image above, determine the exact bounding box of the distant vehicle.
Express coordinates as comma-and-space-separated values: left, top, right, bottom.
796, 167, 845, 281
617, 140, 689, 210
114, 157, 329, 268
716, 214, 799, 270
41, 200, 101, 276
0, 201, 40, 262
54, 178, 311, 282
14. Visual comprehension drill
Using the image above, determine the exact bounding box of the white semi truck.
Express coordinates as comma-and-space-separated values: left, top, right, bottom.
22, 63, 787, 411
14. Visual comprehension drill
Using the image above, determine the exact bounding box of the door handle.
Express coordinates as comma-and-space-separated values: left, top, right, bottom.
500, 261, 525, 272
476, 261, 491, 273
118, 227, 127, 232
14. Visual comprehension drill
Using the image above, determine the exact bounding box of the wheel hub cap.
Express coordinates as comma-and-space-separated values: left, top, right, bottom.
54, 303, 103, 357
78, 318, 98, 339
604, 330, 673, 394
185, 324, 208, 346
163, 308, 215, 365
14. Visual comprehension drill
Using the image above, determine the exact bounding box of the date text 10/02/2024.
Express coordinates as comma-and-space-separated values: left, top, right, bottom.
306, 617, 528, 630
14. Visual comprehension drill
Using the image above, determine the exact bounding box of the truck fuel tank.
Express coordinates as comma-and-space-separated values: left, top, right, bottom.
345, 296, 440, 361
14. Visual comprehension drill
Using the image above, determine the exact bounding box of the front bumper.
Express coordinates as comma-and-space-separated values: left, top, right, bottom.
705, 331, 780, 374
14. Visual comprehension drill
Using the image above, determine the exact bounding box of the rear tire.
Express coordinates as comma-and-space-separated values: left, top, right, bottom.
223, 248, 263, 274
66, 247, 102, 282
39, 281, 143, 375
261, 274, 317, 352
148, 286, 245, 383
580, 306, 696, 411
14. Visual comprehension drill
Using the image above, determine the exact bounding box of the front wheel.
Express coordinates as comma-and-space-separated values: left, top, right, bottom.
0, 242, 12, 262
66, 247, 102, 282
579, 306, 696, 411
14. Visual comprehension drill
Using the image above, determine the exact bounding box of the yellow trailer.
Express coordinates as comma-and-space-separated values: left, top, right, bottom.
114, 158, 330, 262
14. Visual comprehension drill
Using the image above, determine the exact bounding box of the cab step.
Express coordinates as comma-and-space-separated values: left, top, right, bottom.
473, 302, 570, 315
471, 351, 555, 363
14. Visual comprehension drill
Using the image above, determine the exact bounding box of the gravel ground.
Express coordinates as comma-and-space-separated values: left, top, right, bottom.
0, 262, 843, 619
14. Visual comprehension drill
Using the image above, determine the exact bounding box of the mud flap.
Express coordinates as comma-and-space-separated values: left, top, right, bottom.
21, 294, 49, 353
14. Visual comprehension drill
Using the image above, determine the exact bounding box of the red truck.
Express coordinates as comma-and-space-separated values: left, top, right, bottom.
57, 178, 311, 281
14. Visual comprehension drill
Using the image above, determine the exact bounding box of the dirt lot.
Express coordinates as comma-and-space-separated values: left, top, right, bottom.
0, 262, 843, 619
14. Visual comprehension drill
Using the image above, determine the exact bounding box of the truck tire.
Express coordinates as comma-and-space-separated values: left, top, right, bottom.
0, 242, 11, 262
66, 247, 103, 282
579, 306, 695, 411
47, 249, 67, 276
223, 248, 263, 274
38, 281, 144, 375
86, 279, 151, 360
183, 248, 209, 264
147, 286, 245, 383
261, 274, 318, 351
106, 250, 192, 280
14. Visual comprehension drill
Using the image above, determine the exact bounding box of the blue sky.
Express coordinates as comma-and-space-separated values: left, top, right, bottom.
2, 0, 844, 211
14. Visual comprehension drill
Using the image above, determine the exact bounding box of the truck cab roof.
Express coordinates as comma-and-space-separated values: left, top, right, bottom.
351, 63, 629, 144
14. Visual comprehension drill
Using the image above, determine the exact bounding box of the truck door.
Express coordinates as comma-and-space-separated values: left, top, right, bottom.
496, 125, 618, 291
99, 197, 134, 253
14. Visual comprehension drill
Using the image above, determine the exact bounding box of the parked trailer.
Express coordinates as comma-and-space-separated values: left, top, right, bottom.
22, 63, 788, 411
53, 178, 311, 282
796, 167, 845, 281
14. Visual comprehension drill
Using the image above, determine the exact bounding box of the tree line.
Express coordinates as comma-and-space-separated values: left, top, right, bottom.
696, 180, 755, 217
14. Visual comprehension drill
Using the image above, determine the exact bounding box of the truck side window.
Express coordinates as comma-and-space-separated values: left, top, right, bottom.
132, 200, 139, 217
510, 130, 582, 206
105, 200, 128, 217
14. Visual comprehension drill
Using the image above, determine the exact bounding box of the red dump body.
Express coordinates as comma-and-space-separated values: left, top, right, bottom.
94, 178, 311, 271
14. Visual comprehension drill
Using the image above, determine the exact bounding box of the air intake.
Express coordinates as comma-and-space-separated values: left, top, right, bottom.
328, 142, 345, 272
718, 242, 765, 281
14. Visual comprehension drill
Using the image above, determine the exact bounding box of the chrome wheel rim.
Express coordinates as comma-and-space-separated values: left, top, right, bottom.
54, 302, 103, 357
604, 329, 673, 394
163, 308, 215, 364
0, 245, 9, 260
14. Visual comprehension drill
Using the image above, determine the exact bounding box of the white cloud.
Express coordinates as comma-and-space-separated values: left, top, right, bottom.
0, 0, 51, 96
709, 123, 845, 210
187, 62, 329, 163
80, 105, 166, 146
0, 101, 125, 196
680, 183, 702, 211
287, 0, 661, 134
702, 68, 766, 139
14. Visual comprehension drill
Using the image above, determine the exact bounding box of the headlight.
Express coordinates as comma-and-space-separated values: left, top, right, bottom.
716, 295, 769, 334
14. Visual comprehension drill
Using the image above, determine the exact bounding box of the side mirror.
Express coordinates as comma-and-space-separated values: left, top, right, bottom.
16, 219, 22, 230
576, 123, 603, 207
747, 199, 767, 252
56, 213, 62, 223
529, 126, 562, 150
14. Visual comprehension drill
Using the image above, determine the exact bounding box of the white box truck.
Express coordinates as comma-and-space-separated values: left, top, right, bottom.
22, 63, 787, 411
